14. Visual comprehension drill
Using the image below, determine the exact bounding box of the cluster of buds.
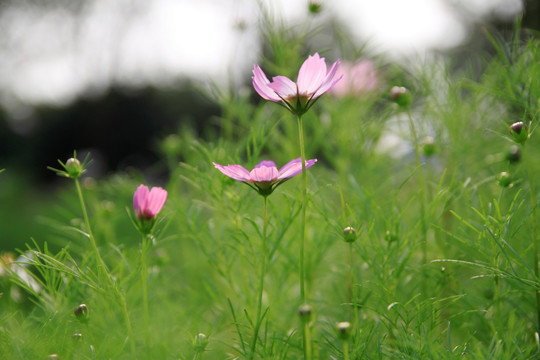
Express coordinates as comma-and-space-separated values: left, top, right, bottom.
390, 86, 412, 107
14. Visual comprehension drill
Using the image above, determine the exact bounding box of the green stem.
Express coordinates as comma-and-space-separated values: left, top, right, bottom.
406, 110, 428, 289
297, 115, 307, 303
349, 243, 359, 332
523, 143, 540, 331
142, 235, 150, 349
74, 178, 136, 356
343, 340, 350, 360
250, 196, 268, 359
297, 115, 311, 360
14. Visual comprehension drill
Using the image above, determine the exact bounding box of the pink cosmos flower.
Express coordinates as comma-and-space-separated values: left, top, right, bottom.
329, 60, 379, 97
213, 158, 317, 197
133, 184, 168, 220
252, 53, 342, 115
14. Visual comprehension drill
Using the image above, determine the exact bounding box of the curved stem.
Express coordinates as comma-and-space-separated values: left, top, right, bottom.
250, 196, 268, 359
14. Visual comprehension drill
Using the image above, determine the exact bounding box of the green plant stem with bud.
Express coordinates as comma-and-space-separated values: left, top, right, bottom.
74, 178, 136, 356
250, 196, 268, 359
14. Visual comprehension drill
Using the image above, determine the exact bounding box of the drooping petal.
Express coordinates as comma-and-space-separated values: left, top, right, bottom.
133, 184, 149, 217
268, 76, 297, 99
249, 162, 279, 182
278, 158, 317, 179
314, 59, 343, 98
297, 53, 328, 95
145, 187, 167, 217
213, 163, 251, 182
252, 65, 282, 102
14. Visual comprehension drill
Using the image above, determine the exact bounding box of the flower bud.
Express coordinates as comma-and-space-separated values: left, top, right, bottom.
65, 158, 83, 178
193, 332, 208, 352
385, 230, 398, 243
336, 321, 351, 341
72, 333, 83, 341
422, 136, 436, 157
298, 304, 312, 322
74, 303, 88, 319
509, 121, 528, 144
342, 226, 357, 243
390, 86, 412, 107
505, 145, 521, 164
497, 172, 512, 188
48, 355, 60, 359
308, 2, 322, 14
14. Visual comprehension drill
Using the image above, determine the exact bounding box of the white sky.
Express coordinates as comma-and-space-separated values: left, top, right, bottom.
0, 0, 523, 108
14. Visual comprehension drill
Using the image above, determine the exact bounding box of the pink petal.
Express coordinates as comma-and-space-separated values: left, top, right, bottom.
133, 184, 149, 216
314, 59, 342, 98
297, 53, 328, 95
278, 158, 317, 179
252, 65, 282, 102
146, 187, 167, 217
268, 76, 297, 99
213, 162, 251, 182
249, 162, 279, 182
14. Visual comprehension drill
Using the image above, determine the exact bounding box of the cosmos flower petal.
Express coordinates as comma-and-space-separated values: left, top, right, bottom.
252, 65, 282, 101
213, 163, 251, 181
250, 164, 279, 182
268, 76, 297, 98
297, 53, 328, 95
314, 59, 342, 97
133, 184, 149, 217
146, 187, 168, 217
278, 158, 318, 179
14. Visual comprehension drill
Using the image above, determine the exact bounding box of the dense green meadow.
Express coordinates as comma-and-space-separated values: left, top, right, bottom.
1, 17, 540, 359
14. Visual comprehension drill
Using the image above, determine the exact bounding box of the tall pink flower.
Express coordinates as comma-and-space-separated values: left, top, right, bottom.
213, 158, 317, 197
133, 184, 168, 220
252, 53, 342, 115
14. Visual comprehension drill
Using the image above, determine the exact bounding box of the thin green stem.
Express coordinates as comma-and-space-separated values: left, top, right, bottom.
74, 178, 136, 356
141, 235, 150, 349
343, 340, 350, 360
250, 196, 268, 359
297, 114, 311, 360
297, 115, 307, 303
523, 143, 540, 331
406, 110, 428, 289
349, 243, 359, 332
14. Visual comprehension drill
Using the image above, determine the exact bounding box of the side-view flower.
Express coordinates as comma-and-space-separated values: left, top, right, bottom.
133, 184, 168, 234
213, 158, 317, 197
252, 53, 342, 115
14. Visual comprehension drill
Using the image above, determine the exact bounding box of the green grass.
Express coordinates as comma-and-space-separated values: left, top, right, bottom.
1, 17, 540, 359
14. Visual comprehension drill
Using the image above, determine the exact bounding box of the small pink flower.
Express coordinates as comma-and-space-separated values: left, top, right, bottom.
252, 53, 342, 115
133, 184, 168, 220
213, 158, 317, 196
329, 60, 379, 97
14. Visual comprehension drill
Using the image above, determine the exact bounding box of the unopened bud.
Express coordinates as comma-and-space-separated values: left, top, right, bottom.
65, 158, 83, 178
336, 321, 351, 341
422, 136, 436, 157
74, 303, 88, 319
342, 226, 357, 243
194, 332, 208, 352
298, 304, 312, 322
498, 172, 512, 188
72, 333, 83, 340
308, 2, 322, 14
509, 121, 528, 144
48, 355, 60, 359
385, 230, 398, 243
390, 86, 412, 107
